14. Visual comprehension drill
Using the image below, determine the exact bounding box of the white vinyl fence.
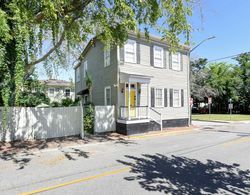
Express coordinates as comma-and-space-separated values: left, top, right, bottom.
94, 106, 116, 133
0, 106, 82, 142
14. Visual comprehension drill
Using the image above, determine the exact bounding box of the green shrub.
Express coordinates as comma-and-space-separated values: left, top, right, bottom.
83, 103, 94, 134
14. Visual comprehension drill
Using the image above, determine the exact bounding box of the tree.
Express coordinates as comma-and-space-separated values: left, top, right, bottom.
235, 53, 250, 113
191, 58, 217, 101
17, 74, 50, 107
206, 62, 242, 112
85, 72, 93, 103
0, 0, 194, 107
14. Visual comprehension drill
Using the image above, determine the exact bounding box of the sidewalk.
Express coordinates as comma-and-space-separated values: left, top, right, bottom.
0, 126, 195, 155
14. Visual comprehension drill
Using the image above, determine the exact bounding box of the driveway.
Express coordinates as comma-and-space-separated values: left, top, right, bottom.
0, 122, 250, 194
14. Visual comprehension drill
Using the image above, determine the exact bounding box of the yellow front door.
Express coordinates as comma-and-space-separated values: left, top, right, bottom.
126, 89, 136, 118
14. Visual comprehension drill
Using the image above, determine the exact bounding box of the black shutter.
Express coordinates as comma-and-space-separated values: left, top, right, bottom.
164, 88, 168, 107
169, 52, 172, 69
137, 42, 140, 64
180, 53, 183, 71
170, 88, 173, 107
150, 45, 154, 66
181, 89, 184, 107
151, 87, 155, 107
120, 46, 124, 65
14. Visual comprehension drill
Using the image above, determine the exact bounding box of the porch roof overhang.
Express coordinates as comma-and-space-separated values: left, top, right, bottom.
120, 72, 153, 84
76, 88, 89, 96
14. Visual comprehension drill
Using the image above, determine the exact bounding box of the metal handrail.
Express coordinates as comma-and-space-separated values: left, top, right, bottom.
149, 107, 163, 131
149, 107, 161, 115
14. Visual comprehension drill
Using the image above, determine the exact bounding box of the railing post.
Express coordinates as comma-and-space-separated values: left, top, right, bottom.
147, 83, 150, 119
160, 114, 163, 131
128, 82, 131, 120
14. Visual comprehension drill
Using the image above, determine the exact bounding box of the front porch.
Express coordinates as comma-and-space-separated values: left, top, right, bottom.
118, 72, 152, 120
116, 72, 163, 135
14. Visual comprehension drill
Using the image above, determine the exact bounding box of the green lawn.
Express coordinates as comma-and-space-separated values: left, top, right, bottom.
192, 114, 250, 121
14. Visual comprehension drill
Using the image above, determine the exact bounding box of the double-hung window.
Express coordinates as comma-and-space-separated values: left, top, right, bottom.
104, 86, 111, 105
65, 89, 71, 97
104, 48, 110, 67
76, 67, 80, 82
49, 88, 55, 96
83, 61, 88, 78
173, 89, 181, 107
172, 52, 181, 71
155, 88, 164, 107
125, 40, 136, 63
154, 46, 163, 67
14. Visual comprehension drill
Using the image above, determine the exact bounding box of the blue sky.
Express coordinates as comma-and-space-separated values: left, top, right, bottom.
38, 0, 250, 81
189, 0, 250, 61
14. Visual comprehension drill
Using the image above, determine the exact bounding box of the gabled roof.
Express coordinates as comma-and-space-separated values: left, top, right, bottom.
41, 79, 73, 87
74, 31, 190, 69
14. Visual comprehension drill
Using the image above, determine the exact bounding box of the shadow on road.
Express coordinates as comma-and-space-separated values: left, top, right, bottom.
118, 154, 250, 194
60, 148, 89, 160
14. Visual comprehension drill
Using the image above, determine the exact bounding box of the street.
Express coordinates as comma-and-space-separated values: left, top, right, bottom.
0, 121, 250, 194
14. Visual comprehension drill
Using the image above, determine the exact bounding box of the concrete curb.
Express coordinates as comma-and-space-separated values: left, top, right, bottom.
193, 119, 250, 124
192, 119, 230, 124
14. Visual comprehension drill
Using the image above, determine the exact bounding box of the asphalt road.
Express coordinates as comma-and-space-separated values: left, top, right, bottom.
0, 121, 250, 194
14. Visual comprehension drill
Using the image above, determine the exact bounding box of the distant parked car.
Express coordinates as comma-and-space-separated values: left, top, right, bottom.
199, 106, 209, 114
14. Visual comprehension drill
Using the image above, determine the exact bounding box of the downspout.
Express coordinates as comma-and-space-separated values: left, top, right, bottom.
116, 45, 120, 121
188, 50, 191, 126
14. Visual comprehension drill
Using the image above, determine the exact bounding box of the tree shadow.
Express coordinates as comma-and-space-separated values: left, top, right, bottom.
118, 154, 250, 194
59, 148, 89, 160
0, 150, 33, 170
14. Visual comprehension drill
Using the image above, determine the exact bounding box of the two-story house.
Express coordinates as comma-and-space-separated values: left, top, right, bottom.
75, 32, 190, 135
41, 79, 75, 103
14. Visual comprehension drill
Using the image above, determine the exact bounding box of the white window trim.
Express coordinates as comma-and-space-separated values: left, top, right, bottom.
154, 88, 164, 108
172, 52, 181, 71
173, 89, 182, 107
83, 61, 88, 78
48, 88, 55, 96
76, 67, 80, 82
124, 39, 137, 63
104, 48, 111, 67
154, 46, 164, 68
104, 86, 111, 106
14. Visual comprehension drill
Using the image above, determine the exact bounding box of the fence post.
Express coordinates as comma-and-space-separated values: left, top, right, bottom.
80, 100, 84, 139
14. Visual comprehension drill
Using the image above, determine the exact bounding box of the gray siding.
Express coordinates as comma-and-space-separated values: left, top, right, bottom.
75, 41, 118, 105
119, 36, 190, 120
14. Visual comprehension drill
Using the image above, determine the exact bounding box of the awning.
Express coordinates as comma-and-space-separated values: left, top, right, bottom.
77, 88, 89, 95
120, 72, 152, 84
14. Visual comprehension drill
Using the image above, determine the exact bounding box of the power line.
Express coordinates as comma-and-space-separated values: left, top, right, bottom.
207, 52, 250, 63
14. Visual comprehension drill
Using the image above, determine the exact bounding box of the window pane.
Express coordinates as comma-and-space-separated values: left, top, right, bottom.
155, 88, 163, 107
105, 88, 111, 105
154, 46, 163, 67
65, 89, 70, 97
173, 90, 180, 107
49, 88, 54, 96
125, 40, 136, 63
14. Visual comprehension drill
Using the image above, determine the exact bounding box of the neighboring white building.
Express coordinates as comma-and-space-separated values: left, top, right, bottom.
41, 79, 75, 103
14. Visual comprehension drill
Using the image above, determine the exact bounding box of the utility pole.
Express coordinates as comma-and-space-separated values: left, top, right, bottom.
189, 36, 216, 125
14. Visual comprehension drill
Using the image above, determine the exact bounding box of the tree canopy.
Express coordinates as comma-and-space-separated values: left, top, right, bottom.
191, 54, 250, 113
0, 0, 194, 107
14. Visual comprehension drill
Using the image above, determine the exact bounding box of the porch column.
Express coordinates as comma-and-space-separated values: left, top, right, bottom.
147, 83, 150, 119
128, 82, 131, 120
